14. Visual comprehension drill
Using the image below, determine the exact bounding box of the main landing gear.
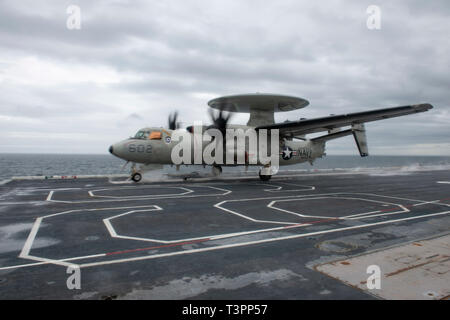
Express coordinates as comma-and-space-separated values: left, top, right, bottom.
212, 165, 222, 177
258, 165, 272, 181
258, 170, 271, 181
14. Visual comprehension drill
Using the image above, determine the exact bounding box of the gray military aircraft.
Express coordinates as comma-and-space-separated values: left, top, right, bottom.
109, 93, 433, 182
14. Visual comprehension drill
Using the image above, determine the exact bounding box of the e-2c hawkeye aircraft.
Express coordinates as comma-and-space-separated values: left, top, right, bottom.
109, 93, 432, 182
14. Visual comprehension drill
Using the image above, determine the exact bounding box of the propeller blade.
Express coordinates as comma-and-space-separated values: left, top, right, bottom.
208, 105, 232, 136
168, 111, 179, 130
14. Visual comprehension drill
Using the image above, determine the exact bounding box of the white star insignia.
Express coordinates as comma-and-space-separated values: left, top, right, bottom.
282, 147, 293, 159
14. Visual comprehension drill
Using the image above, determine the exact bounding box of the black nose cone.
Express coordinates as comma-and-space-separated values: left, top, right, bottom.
109, 145, 114, 154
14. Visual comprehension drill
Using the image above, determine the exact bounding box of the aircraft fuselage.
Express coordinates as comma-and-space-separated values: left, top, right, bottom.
109, 127, 325, 167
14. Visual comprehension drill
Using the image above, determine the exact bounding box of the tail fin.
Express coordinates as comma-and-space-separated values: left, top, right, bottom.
352, 123, 368, 157
310, 123, 369, 157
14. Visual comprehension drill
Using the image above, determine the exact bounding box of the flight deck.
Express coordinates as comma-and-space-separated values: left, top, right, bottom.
0, 169, 449, 299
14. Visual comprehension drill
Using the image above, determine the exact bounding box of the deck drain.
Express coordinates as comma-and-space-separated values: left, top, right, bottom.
424, 291, 438, 299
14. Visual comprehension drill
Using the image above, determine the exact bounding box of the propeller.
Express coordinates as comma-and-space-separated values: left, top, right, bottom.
208, 105, 232, 137
168, 111, 179, 130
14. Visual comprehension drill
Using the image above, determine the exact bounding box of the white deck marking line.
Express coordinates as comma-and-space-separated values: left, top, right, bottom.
47, 185, 231, 203
437, 181, 450, 184
22, 198, 298, 264
89, 187, 194, 199
21, 253, 107, 269
215, 190, 448, 224
0, 253, 107, 271
41, 204, 168, 219
212, 191, 391, 204
0, 179, 12, 185
267, 200, 307, 218
19, 217, 43, 258
267, 197, 339, 219
268, 196, 409, 220
346, 209, 407, 220
16, 205, 167, 261
250, 182, 315, 192
0, 261, 48, 271
353, 192, 450, 208
79, 210, 450, 269
17, 214, 106, 268
19, 196, 313, 267
16, 201, 306, 269
266, 182, 316, 192
205, 224, 312, 240
0, 201, 50, 205
340, 210, 381, 218
13, 191, 449, 270
39, 187, 82, 191
206, 185, 232, 195
46, 191, 54, 201
17, 215, 105, 268
412, 200, 441, 207
104, 206, 303, 244
214, 201, 298, 225
216, 194, 408, 224
8, 208, 449, 270
9, 206, 450, 270
15, 187, 82, 192
104, 206, 171, 243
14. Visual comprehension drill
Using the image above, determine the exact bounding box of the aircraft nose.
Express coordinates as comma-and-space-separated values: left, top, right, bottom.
108, 141, 130, 161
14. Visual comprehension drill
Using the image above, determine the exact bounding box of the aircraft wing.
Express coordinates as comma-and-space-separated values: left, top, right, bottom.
256, 103, 433, 137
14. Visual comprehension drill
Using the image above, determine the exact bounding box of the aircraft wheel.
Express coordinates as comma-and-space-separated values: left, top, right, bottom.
131, 172, 142, 182
258, 170, 271, 181
212, 165, 222, 176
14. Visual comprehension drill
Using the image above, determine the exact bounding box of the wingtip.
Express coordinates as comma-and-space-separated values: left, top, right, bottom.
414, 103, 433, 111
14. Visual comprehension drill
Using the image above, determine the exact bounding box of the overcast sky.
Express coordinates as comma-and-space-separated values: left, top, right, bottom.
0, 0, 449, 155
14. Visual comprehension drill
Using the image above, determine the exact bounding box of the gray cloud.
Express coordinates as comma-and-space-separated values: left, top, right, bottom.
0, 0, 448, 154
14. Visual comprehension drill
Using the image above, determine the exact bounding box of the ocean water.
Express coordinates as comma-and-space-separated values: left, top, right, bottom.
0, 153, 449, 181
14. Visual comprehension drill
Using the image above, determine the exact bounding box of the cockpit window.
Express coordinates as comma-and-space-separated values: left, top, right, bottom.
134, 130, 162, 140
149, 131, 162, 140
134, 130, 149, 139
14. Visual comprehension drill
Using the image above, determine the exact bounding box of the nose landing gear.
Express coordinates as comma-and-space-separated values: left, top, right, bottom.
131, 172, 142, 182
129, 163, 142, 182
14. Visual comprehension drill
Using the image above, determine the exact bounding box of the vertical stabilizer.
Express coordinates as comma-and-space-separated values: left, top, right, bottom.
352, 123, 368, 157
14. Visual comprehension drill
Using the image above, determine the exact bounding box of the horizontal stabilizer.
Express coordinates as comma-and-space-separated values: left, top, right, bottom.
311, 129, 353, 143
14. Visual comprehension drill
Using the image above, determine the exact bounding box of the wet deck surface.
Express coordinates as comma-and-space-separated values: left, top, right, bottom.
0, 170, 449, 299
